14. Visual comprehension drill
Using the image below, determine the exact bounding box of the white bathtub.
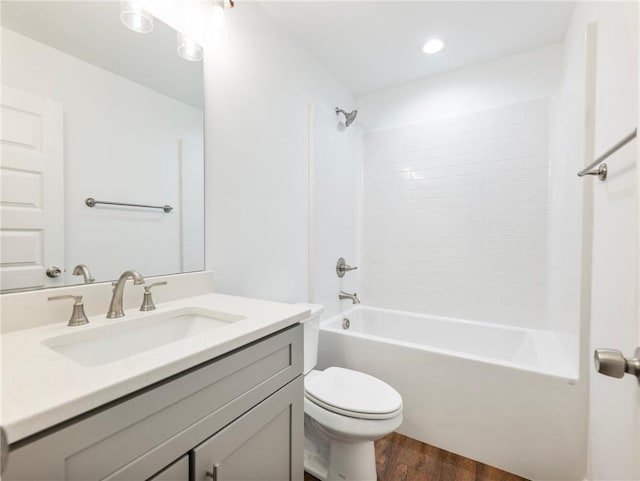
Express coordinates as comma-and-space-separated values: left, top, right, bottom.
317, 306, 586, 481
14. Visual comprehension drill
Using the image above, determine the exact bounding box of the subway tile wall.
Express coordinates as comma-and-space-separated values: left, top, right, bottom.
361, 98, 552, 329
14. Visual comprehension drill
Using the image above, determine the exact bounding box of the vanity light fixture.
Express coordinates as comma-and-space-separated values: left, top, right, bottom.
422, 38, 445, 54
177, 32, 203, 61
120, 0, 154, 33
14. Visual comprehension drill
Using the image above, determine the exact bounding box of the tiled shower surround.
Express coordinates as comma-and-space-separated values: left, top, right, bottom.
361, 98, 553, 329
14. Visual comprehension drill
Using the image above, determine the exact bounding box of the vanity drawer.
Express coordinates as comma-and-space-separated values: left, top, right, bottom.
4, 324, 302, 481
147, 456, 189, 481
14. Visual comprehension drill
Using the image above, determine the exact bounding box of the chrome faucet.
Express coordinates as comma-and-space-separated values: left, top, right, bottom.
339, 291, 360, 304
107, 270, 145, 318
72, 264, 95, 284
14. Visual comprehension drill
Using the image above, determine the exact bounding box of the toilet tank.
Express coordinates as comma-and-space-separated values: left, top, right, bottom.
297, 303, 324, 374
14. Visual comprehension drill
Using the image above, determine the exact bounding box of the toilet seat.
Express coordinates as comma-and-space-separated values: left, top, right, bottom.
304, 367, 403, 420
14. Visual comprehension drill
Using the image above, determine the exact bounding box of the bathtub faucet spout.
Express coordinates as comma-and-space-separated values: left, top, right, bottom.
339, 291, 360, 304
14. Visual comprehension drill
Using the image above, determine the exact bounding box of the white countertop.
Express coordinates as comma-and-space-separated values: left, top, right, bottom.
1, 293, 309, 443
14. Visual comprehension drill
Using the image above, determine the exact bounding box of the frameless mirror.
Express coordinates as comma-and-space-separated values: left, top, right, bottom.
1, 1, 205, 292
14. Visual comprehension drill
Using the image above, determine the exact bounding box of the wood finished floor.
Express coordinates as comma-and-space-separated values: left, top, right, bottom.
304, 432, 528, 481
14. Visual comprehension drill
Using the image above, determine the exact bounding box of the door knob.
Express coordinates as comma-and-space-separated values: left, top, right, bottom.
594, 347, 640, 381
46, 266, 62, 278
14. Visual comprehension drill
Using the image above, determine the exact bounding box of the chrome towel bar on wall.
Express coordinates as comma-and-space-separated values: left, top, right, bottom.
577, 128, 637, 181
85, 197, 173, 213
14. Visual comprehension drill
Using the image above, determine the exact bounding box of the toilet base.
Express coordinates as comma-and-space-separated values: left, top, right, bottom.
304, 414, 330, 480
304, 440, 377, 481
304, 415, 378, 481
304, 455, 328, 481
328, 440, 377, 481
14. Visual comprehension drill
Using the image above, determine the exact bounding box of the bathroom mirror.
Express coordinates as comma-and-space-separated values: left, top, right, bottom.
1, 1, 205, 292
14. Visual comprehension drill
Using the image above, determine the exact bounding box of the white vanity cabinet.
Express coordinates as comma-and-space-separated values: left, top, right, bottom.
4, 325, 303, 481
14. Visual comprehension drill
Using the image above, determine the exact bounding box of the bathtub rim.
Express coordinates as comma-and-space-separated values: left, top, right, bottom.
321, 305, 579, 382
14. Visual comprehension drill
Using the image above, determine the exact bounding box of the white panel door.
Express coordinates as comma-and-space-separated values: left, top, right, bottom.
0, 86, 64, 291
587, 4, 640, 479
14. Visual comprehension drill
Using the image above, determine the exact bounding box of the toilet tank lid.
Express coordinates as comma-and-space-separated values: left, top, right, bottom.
296, 303, 324, 319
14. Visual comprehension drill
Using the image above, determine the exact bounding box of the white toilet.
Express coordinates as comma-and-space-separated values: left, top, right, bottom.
300, 304, 403, 481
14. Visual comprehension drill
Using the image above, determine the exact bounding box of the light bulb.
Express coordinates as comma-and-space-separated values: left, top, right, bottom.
177, 32, 203, 62
120, 0, 153, 33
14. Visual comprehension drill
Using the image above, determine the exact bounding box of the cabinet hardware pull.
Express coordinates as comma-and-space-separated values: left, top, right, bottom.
206, 463, 219, 480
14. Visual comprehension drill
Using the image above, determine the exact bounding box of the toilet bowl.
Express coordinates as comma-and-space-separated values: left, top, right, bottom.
299, 304, 403, 481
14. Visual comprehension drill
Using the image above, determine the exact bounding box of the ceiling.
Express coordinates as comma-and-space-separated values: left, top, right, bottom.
261, 1, 576, 95
1, 1, 204, 108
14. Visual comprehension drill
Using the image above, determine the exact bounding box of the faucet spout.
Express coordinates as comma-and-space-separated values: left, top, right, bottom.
72, 264, 95, 284
339, 291, 361, 304
107, 270, 145, 318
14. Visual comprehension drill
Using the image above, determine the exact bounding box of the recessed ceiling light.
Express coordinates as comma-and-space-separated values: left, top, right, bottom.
423, 38, 445, 54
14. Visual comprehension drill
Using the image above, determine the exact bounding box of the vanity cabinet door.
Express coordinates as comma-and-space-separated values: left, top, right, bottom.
147, 456, 189, 481
193, 376, 303, 481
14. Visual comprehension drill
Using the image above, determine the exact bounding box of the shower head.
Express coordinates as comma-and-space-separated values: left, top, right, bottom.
336, 107, 358, 127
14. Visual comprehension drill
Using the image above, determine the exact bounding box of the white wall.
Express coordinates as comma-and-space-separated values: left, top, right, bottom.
203, 3, 355, 303
358, 43, 563, 132
1, 28, 204, 283
310, 104, 361, 319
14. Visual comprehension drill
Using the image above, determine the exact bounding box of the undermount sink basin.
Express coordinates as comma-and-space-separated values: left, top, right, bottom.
42, 307, 246, 367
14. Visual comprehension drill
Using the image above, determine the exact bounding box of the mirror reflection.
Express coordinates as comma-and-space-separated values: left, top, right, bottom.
1, 1, 205, 292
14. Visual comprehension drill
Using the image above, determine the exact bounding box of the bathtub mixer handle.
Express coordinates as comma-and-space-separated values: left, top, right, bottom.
336, 257, 358, 278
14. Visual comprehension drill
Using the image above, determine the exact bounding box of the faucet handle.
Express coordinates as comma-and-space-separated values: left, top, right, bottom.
48, 295, 89, 326
336, 257, 358, 278
140, 282, 167, 312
